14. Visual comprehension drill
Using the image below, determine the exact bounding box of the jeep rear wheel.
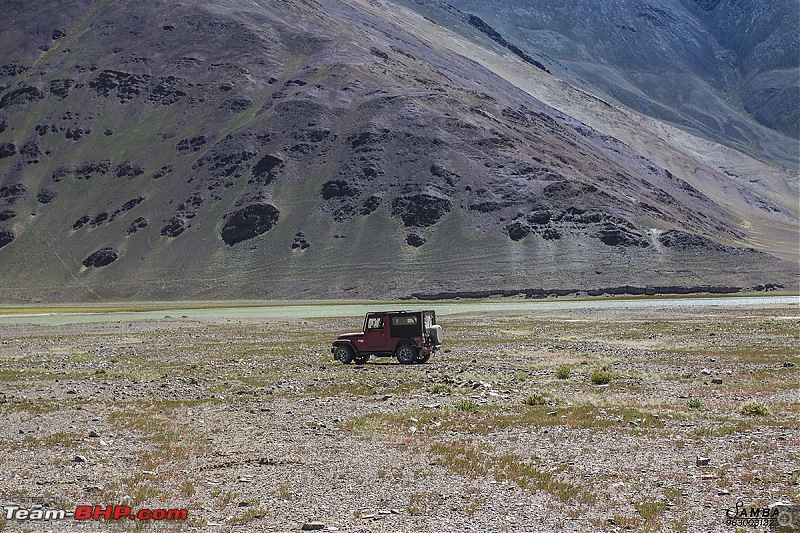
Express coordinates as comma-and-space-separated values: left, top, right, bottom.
415, 351, 431, 363
334, 344, 355, 364
395, 344, 417, 365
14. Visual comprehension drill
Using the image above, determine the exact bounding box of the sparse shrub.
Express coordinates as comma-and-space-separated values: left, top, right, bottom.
687, 399, 702, 409
515, 372, 527, 382
590, 368, 613, 385
555, 366, 571, 379
454, 399, 479, 412
739, 402, 768, 416
228, 508, 267, 525
180, 479, 195, 497
429, 384, 452, 395
523, 392, 549, 406
634, 499, 668, 522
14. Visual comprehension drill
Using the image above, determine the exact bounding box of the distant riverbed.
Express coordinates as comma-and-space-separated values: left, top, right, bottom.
0, 295, 796, 326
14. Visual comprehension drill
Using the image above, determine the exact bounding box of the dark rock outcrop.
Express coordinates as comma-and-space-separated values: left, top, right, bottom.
195, 145, 257, 179
161, 216, 187, 237
114, 161, 145, 179
406, 233, 426, 247
658, 229, 715, 249
506, 221, 530, 241
19, 141, 41, 164
89, 70, 150, 102
221, 98, 251, 113
595, 223, 649, 247
0, 85, 45, 108
0, 228, 14, 249
177, 136, 207, 154
82, 247, 118, 267
359, 195, 382, 215
49, 79, 75, 99
90, 212, 108, 227
320, 180, 358, 200
0, 142, 16, 158
657, 229, 759, 254
466, 14, 549, 73
527, 209, 552, 225
53, 160, 112, 181
221, 203, 280, 246
73, 215, 91, 230
0, 209, 17, 221
0, 184, 27, 203
149, 76, 187, 105
251, 154, 283, 183
391, 193, 452, 227
36, 188, 57, 203
292, 232, 310, 250
65, 128, 91, 140
126, 217, 148, 235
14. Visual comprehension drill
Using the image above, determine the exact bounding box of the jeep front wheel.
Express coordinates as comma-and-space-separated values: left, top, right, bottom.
334, 344, 355, 364
395, 344, 417, 365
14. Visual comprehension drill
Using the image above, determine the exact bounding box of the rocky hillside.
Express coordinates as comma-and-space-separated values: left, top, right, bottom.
0, 0, 796, 301
415, 0, 798, 169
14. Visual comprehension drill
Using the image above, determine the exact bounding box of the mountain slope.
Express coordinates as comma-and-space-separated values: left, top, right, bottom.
0, 0, 796, 301
409, 0, 798, 169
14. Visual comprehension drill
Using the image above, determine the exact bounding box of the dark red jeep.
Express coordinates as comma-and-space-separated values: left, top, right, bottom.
331, 310, 443, 364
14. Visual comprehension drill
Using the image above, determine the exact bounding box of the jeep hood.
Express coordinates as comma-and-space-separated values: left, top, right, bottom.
337, 332, 363, 340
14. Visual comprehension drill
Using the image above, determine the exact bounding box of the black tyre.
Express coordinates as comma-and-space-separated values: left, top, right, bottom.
415, 351, 431, 364
353, 353, 370, 365
395, 344, 417, 365
334, 344, 355, 364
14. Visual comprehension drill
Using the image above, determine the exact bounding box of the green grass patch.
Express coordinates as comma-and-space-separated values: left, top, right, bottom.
428, 383, 453, 395
454, 399, 479, 411
522, 392, 549, 406
687, 399, 702, 409
590, 368, 613, 385
555, 366, 572, 379
739, 402, 769, 416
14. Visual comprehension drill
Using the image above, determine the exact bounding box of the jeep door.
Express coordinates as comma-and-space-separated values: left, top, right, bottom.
363, 314, 389, 351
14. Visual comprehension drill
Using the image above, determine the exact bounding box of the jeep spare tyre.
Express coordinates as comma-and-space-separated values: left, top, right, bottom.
429, 324, 443, 345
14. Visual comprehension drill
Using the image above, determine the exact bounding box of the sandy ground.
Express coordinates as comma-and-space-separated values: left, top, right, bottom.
0, 299, 798, 532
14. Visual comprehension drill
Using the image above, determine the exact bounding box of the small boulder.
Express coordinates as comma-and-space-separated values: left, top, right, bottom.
406, 233, 426, 247
292, 232, 310, 250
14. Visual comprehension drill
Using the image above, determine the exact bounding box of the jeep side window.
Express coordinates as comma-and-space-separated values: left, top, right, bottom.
367, 317, 384, 330
391, 316, 417, 326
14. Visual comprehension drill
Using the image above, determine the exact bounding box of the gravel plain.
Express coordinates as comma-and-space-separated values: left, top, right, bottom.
0, 299, 797, 532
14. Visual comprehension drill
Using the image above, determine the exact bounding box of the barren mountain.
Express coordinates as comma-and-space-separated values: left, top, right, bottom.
411, 0, 799, 168
0, 0, 796, 301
